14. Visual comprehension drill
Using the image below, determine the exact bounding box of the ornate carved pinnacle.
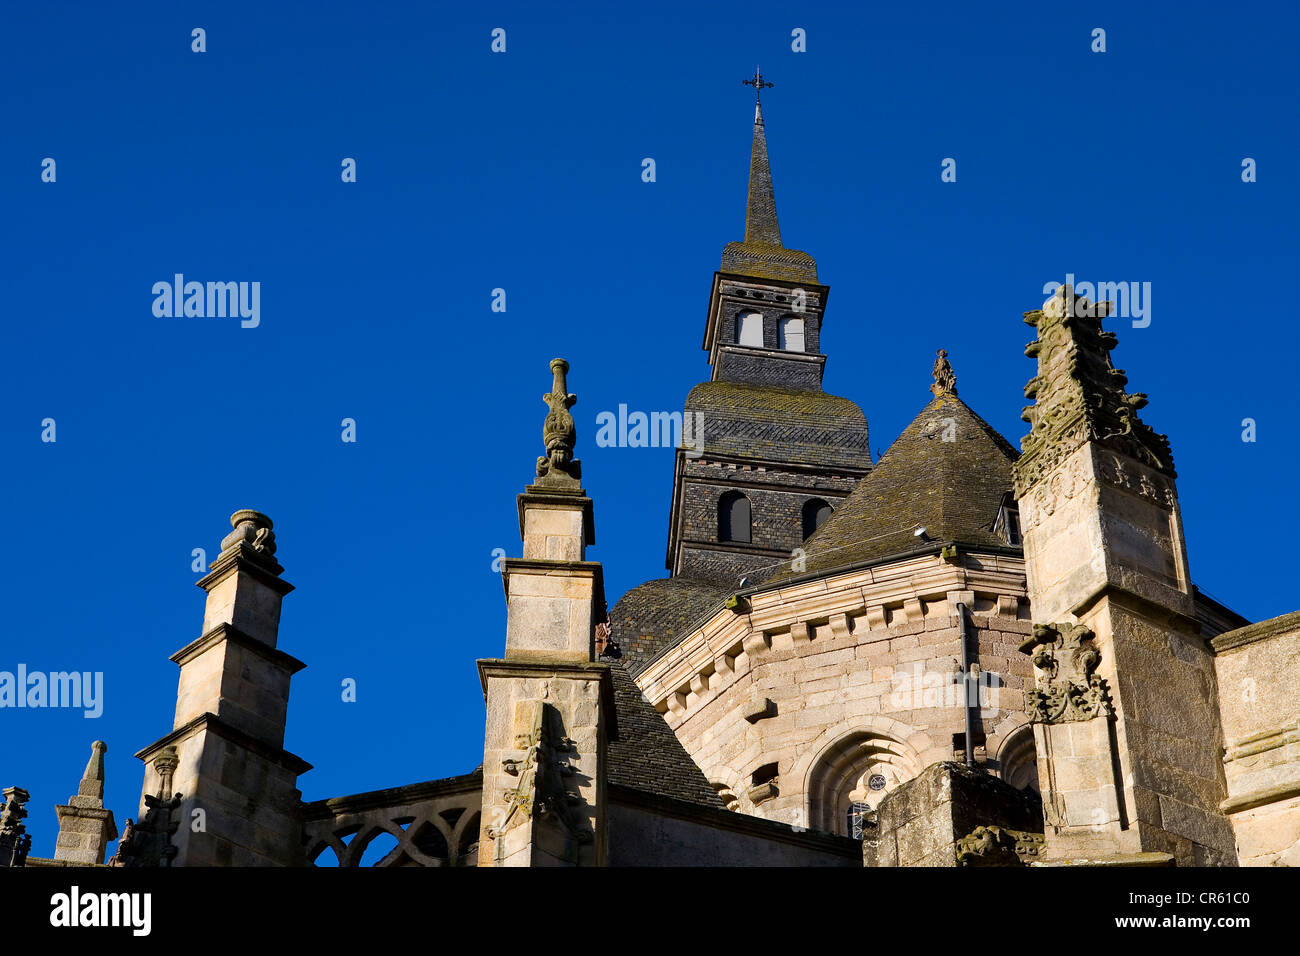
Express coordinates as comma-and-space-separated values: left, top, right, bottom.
0, 787, 32, 867
1015, 283, 1174, 495
931, 348, 957, 396
535, 357, 581, 483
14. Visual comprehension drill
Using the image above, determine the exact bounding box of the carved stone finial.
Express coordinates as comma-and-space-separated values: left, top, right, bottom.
218, 509, 282, 573
1015, 283, 1173, 495
1018, 622, 1113, 724
931, 348, 957, 396
535, 358, 581, 484
0, 786, 32, 867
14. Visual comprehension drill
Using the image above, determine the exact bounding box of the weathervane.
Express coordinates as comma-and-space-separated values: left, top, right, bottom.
743, 65, 773, 103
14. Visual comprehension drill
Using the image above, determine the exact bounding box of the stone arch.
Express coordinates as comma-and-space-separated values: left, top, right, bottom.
452, 811, 481, 867
995, 723, 1040, 793
795, 717, 937, 835
704, 764, 744, 811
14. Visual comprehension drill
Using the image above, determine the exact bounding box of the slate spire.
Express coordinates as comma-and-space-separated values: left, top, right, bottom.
721, 70, 818, 283
745, 98, 782, 246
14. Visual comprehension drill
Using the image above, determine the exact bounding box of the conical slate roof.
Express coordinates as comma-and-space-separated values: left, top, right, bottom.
609, 577, 732, 678
784, 391, 1020, 578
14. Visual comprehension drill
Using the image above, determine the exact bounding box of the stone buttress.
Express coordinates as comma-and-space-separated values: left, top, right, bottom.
476, 359, 616, 866
132, 510, 311, 866
1014, 285, 1234, 865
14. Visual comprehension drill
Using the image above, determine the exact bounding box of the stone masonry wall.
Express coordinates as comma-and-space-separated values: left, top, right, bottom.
640, 559, 1037, 839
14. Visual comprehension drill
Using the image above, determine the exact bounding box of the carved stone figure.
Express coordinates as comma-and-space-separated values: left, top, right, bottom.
110, 747, 184, 867
536, 358, 581, 482
0, 787, 32, 867
931, 348, 957, 396
955, 825, 1044, 866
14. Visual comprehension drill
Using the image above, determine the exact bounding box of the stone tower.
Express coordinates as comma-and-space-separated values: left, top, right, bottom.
665, 90, 872, 588
133, 510, 311, 866
1014, 285, 1234, 865
476, 359, 616, 866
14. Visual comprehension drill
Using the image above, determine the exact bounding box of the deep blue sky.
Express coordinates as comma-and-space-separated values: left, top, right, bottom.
2, 2, 1296, 858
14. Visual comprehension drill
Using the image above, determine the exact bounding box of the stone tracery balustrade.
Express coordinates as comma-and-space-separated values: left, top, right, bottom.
301, 772, 482, 867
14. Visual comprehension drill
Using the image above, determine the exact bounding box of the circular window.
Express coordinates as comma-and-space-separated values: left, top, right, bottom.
868, 773, 887, 792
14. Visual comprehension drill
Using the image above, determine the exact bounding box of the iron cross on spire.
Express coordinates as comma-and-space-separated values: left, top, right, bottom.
743, 66, 773, 103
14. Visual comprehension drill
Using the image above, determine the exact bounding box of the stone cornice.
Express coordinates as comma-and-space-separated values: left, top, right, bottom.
1068, 579, 1201, 637
195, 549, 295, 597
1211, 609, 1300, 654
1220, 779, 1300, 815
635, 550, 1028, 718
169, 622, 307, 674
1222, 723, 1300, 764
134, 711, 313, 777
499, 558, 606, 613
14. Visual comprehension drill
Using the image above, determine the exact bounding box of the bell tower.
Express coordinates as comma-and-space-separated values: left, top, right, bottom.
665, 71, 872, 587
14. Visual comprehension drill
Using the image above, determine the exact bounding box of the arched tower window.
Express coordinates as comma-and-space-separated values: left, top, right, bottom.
718, 491, 751, 543
735, 310, 764, 348
802, 498, 832, 539
779, 315, 805, 351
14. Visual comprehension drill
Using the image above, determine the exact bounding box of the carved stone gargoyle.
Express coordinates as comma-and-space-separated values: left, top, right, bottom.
109, 747, 184, 868
1019, 622, 1113, 724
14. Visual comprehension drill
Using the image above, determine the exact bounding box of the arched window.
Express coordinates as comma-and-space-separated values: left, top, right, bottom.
997, 725, 1040, 793
779, 316, 805, 351
718, 491, 751, 543
735, 311, 764, 348
846, 802, 872, 840
807, 731, 924, 835
802, 498, 832, 539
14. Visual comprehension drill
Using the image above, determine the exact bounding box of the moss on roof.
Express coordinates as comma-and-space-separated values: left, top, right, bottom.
685, 380, 870, 471
775, 392, 1019, 578
604, 657, 725, 809
720, 240, 819, 284
608, 577, 731, 678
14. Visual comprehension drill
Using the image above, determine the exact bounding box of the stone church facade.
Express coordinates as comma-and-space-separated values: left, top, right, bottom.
4, 98, 1298, 870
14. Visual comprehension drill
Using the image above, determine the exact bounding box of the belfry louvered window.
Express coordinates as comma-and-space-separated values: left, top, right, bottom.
719, 491, 751, 543
802, 498, 832, 540
779, 316, 804, 351
735, 311, 764, 347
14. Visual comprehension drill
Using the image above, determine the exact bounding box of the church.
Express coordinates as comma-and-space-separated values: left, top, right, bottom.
4, 83, 1297, 870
